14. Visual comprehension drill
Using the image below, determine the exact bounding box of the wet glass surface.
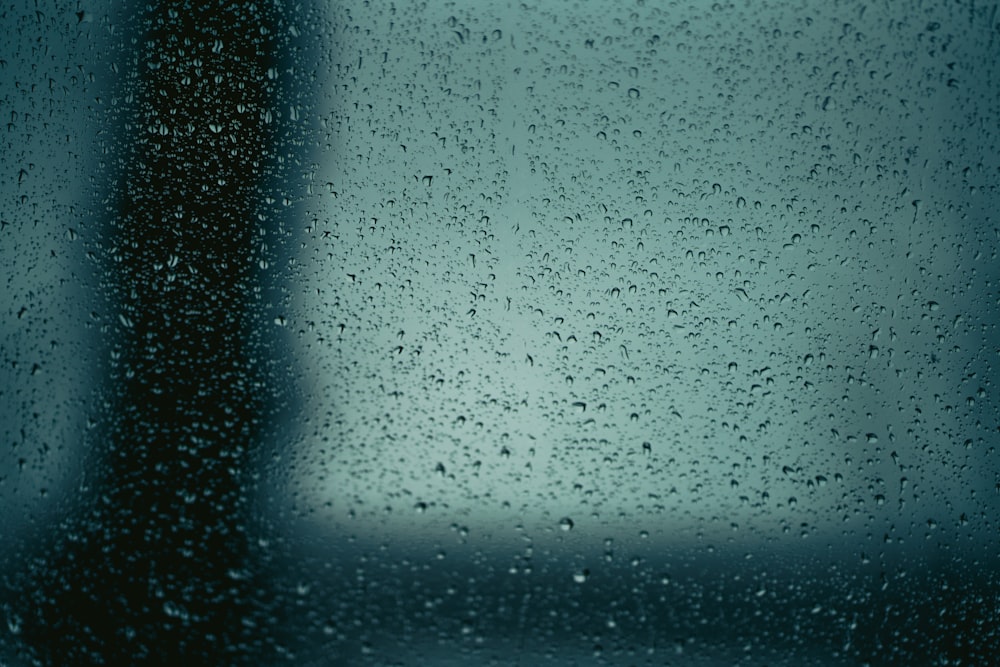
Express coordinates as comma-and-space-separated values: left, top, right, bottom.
1, 1, 998, 665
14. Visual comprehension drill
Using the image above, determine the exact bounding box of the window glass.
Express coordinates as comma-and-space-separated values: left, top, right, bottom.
2, 1, 998, 665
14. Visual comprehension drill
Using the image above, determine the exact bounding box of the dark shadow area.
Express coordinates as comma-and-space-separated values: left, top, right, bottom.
274, 522, 998, 666
2, 3, 299, 665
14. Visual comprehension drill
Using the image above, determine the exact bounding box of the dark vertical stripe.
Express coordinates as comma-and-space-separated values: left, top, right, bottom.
7, 3, 287, 664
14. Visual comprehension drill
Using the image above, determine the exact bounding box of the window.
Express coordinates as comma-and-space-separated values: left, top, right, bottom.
2, 1, 997, 664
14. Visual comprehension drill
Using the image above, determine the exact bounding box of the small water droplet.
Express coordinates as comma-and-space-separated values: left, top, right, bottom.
6, 611, 22, 635
163, 601, 189, 619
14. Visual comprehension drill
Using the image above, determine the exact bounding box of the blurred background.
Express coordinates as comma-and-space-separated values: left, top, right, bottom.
1, 1, 997, 665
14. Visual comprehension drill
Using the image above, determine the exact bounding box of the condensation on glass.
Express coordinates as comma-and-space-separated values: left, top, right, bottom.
1, 1, 997, 665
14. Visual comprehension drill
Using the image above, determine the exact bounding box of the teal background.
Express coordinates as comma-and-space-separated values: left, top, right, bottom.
282, 0, 1000, 559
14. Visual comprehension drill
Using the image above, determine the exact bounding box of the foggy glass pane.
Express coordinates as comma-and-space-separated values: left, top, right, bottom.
1, 1, 998, 665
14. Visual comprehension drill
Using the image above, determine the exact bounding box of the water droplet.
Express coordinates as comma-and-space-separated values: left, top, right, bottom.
6, 611, 22, 635
163, 601, 189, 619
559, 517, 575, 531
